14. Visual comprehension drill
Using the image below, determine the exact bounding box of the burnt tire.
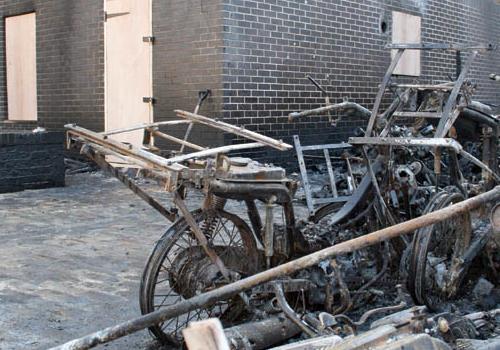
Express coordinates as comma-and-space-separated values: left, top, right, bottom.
407, 189, 472, 311
309, 202, 344, 223
139, 209, 259, 346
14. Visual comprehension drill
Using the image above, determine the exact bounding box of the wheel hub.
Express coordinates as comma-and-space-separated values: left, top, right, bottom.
169, 245, 252, 299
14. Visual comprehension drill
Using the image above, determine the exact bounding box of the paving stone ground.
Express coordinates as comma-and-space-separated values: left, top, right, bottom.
1, 171, 498, 349
0, 173, 193, 350
0, 172, 308, 350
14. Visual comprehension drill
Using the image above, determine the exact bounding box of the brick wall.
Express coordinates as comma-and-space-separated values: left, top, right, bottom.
220, 0, 500, 167
1, 0, 499, 166
0, 0, 104, 131
0, 131, 65, 193
152, 0, 225, 147
1, 0, 227, 147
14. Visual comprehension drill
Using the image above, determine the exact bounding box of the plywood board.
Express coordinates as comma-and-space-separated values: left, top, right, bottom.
182, 319, 230, 350
392, 11, 421, 76
6, 13, 37, 121
105, 0, 152, 145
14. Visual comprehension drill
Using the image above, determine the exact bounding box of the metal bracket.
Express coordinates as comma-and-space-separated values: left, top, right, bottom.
142, 97, 156, 104
293, 135, 352, 215
104, 12, 130, 21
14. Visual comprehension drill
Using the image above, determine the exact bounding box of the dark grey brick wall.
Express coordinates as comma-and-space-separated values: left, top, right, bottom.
0, 131, 65, 193
220, 0, 500, 167
1, 0, 499, 168
152, 0, 225, 147
1, 0, 225, 146
0, 0, 104, 131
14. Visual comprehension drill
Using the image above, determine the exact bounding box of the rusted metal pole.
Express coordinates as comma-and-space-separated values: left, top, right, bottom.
175, 110, 292, 151
151, 129, 206, 151
66, 124, 186, 172
83, 147, 177, 222
50, 186, 500, 350
173, 192, 231, 279
164, 141, 265, 164
436, 50, 479, 138
180, 89, 210, 154
288, 101, 371, 121
365, 48, 404, 137
101, 120, 191, 136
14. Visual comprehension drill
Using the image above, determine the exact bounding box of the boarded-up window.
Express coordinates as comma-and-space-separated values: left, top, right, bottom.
392, 11, 421, 76
6, 13, 37, 121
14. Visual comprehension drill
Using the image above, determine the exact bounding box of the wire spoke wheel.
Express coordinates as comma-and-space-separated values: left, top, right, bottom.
309, 202, 345, 223
140, 209, 259, 346
408, 188, 471, 311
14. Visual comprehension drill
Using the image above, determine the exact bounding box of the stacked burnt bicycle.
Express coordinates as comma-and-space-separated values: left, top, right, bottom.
66, 42, 499, 347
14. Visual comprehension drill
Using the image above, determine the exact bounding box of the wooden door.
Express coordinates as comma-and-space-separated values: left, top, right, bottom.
6, 13, 37, 121
105, 0, 152, 145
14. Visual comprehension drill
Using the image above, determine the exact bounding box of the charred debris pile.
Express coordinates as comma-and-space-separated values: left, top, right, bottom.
54, 43, 499, 350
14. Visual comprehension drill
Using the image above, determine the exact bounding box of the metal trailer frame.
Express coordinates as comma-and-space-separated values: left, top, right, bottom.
58, 42, 500, 350
66, 109, 292, 194
67, 107, 295, 282
289, 42, 499, 226
293, 136, 355, 216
